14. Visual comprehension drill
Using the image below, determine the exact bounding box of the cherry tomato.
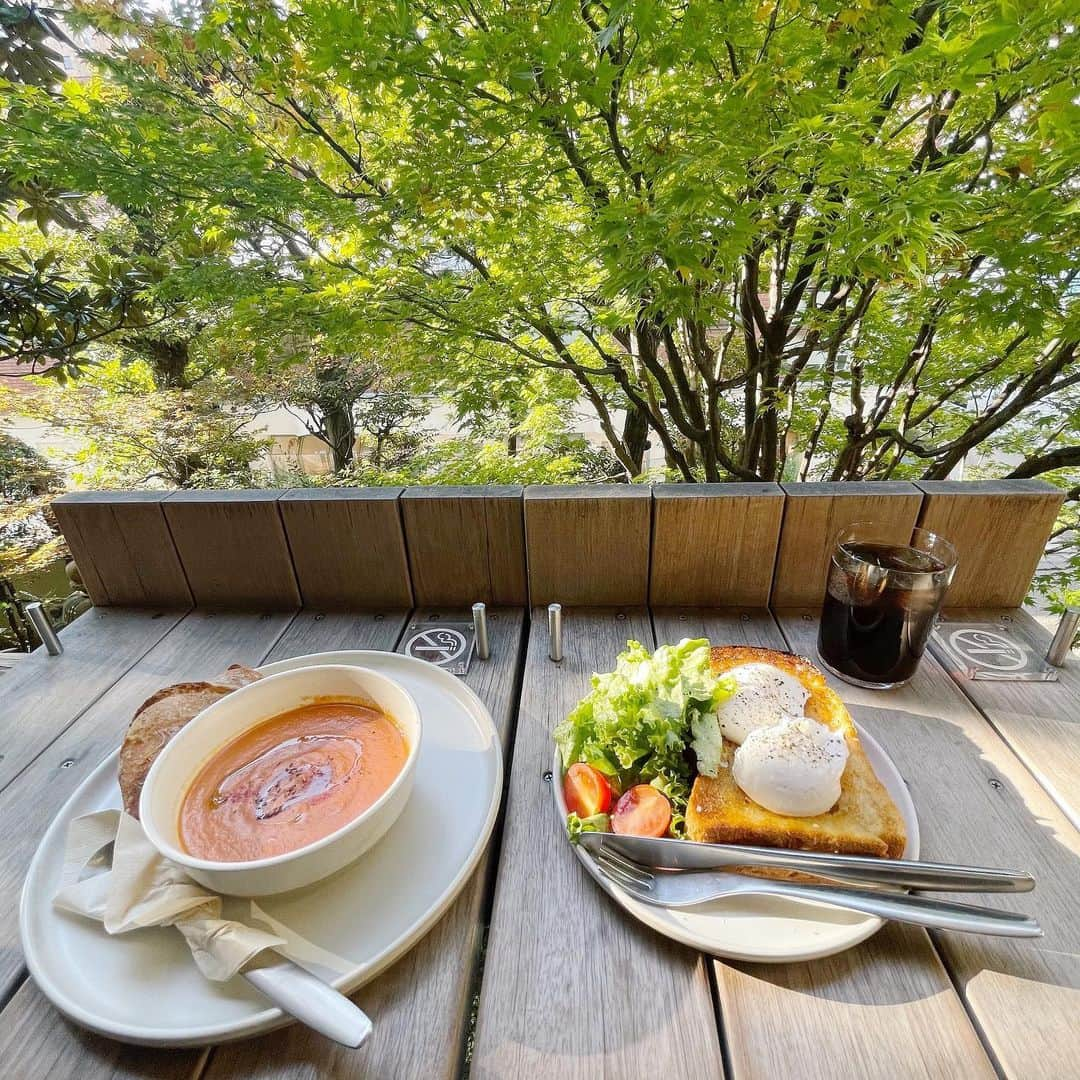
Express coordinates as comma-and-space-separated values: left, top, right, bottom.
563, 763, 614, 818
610, 785, 672, 837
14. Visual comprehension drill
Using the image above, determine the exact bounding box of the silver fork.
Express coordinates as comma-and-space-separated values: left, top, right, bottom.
595, 849, 1042, 938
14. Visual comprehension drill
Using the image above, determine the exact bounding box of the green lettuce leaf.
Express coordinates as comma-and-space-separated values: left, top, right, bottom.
565, 811, 610, 842
553, 638, 733, 838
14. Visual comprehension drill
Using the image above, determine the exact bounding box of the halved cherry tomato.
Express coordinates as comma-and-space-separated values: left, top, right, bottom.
562, 763, 613, 818
610, 785, 671, 837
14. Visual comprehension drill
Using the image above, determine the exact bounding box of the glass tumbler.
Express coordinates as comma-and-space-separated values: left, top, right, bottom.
817, 523, 957, 689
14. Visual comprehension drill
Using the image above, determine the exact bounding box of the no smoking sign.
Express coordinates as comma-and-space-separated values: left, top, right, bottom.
932, 619, 1058, 682
400, 621, 476, 676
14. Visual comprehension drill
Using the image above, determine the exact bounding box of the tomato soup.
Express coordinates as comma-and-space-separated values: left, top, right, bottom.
179, 700, 408, 862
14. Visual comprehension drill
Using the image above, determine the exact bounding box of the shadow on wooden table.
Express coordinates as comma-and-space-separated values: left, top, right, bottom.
851, 701, 1079, 984
721, 695, 1080, 1080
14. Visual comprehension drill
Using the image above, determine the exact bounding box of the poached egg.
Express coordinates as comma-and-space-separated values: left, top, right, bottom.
715, 663, 810, 745
732, 715, 849, 817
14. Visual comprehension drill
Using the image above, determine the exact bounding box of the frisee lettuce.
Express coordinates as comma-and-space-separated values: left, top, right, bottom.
565, 811, 610, 840
554, 639, 734, 838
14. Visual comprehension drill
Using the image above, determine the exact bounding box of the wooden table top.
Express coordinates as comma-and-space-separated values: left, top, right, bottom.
0, 604, 1076, 1079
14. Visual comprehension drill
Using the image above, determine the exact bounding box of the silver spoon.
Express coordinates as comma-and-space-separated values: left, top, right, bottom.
81, 837, 372, 1045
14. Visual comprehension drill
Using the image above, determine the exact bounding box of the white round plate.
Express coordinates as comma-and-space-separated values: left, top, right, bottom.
20, 650, 502, 1046
554, 724, 919, 963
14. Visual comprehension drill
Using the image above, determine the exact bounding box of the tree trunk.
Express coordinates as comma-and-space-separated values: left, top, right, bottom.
321, 403, 356, 472
620, 407, 649, 477
312, 363, 359, 472
172, 450, 206, 487
129, 337, 192, 389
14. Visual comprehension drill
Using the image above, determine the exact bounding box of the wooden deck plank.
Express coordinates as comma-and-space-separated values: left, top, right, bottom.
471, 608, 725, 1079
772, 482, 923, 608
0, 611, 294, 1004
650, 484, 784, 608
52, 492, 194, 608
523, 486, 652, 606
205, 606, 525, 1079
278, 488, 414, 610
914, 481, 1065, 608
261, 608, 411, 663
401, 486, 527, 606
0, 978, 207, 1080
0, 606, 186, 793
163, 491, 301, 610
654, 609, 994, 1080
777, 611, 1080, 1080
932, 607, 1080, 830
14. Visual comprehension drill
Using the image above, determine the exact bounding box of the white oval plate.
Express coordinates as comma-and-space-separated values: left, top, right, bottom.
20, 650, 502, 1046
554, 723, 919, 963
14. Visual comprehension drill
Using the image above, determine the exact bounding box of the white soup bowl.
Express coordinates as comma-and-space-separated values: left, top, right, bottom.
139, 664, 421, 896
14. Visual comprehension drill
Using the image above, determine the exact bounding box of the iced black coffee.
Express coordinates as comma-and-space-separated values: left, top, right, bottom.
817, 525, 957, 689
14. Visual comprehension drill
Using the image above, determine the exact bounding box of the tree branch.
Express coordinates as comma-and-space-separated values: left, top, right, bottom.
1007, 447, 1080, 479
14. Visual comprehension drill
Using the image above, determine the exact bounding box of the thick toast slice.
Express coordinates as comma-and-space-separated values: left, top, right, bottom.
685, 646, 906, 859
118, 664, 263, 818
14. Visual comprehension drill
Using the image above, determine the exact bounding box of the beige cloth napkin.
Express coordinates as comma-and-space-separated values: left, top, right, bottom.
53, 810, 352, 982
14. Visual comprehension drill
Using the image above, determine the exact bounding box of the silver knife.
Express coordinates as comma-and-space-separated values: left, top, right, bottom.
579, 833, 1035, 892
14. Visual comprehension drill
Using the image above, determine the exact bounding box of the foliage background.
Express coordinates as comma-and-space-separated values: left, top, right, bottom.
0, 0, 1077, 618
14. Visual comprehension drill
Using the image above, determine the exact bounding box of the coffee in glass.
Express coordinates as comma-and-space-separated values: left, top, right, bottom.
817, 524, 957, 689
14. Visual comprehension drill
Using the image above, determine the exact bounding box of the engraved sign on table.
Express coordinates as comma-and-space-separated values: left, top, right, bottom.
932, 618, 1058, 682
399, 621, 476, 676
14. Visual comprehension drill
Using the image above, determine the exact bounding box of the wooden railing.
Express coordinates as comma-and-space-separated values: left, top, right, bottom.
51, 479, 1065, 611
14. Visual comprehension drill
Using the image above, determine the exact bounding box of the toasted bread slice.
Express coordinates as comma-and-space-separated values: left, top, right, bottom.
685, 646, 906, 859
118, 664, 263, 817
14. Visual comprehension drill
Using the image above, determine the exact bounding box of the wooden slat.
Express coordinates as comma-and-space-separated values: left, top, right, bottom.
52, 492, 193, 607
933, 607, 1080, 830
206, 607, 525, 1080
771, 482, 923, 607
654, 609, 994, 1079
278, 488, 413, 610
262, 609, 411, 663
401, 486, 526, 606
721, 923, 994, 1080
0, 607, 186, 792
163, 491, 300, 610
0, 611, 294, 1003
915, 480, 1065, 607
650, 483, 784, 607
471, 608, 725, 1077
778, 611, 1080, 1079
0, 979, 207, 1080
524, 485, 652, 606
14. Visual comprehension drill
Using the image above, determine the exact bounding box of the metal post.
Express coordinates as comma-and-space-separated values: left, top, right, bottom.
548, 602, 563, 663
1046, 607, 1080, 667
472, 602, 490, 660
26, 602, 63, 656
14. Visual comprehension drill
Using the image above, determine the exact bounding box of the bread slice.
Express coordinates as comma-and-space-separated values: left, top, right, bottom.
685, 646, 906, 859
118, 664, 263, 817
